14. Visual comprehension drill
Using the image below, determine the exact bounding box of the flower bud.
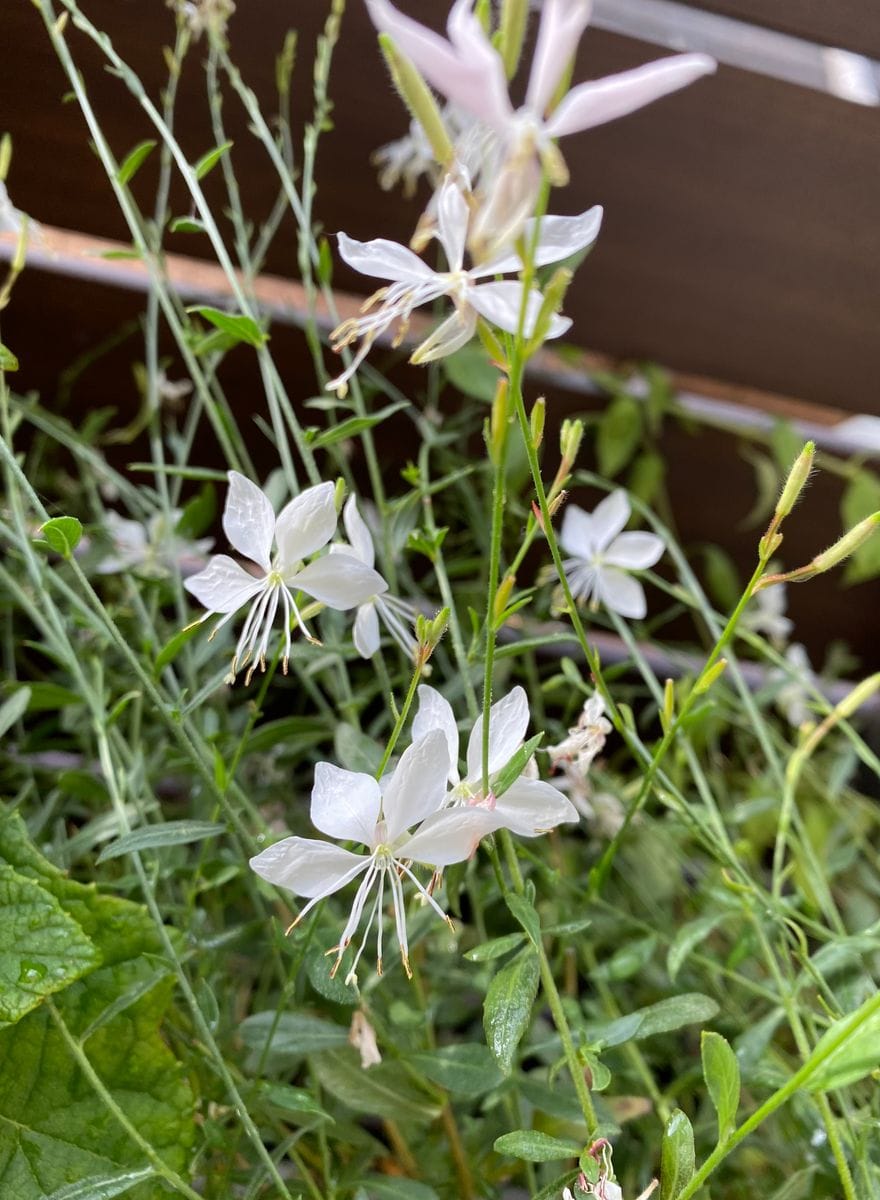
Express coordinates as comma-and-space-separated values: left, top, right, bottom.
560, 418, 584, 470
0, 134, 11, 184
493, 573, 516, 625
811, 513, 880, 574
489, 377, 509, 464
695, 657, 728, 695
333, 477, 346, 513
524, 267, 573, 357
377, 34, 454, 170
775, 441, 814, 520
530, 397, 546, 450
498, 0, 528, 79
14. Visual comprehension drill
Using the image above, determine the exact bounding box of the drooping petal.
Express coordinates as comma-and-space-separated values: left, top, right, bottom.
249, 836, 367, 898
467, 280, 535, 335
435, 176, 469, 272
474, 206, 604, 277
412, 684, 461, 785
222, 471, 276, 570
184, 554, 264, 614
465, 686, 529, 783
545, 53, 717, 139
545, 311, 572, 339
493, 778, 579, 838
604, 530, 664, 570
590, 489, 631, 552
367, 0, 513, 132
526, 0, 593, 116
558, 504, 594, 557
353, 602, 381, 658
398, 806, 499, 866
382, 729, 451, 842
311, 761, 382, 844
342, 496, 376, 567
336, 231, 436, 284
410, 306, 477, 364
596, 566, 648, 619
275, 481, 338, 567
289, 553, 387, 609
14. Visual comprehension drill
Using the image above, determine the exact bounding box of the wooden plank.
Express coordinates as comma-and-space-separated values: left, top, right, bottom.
677, 1, 880, 61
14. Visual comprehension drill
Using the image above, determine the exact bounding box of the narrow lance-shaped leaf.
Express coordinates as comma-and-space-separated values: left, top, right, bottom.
659, 1109, 695, 1200
701, 1030, 740, 1143
483, 948, 540, 1073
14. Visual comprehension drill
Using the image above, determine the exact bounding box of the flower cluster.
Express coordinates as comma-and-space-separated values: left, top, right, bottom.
250, 692, 577, 982
325, 0, 715, 394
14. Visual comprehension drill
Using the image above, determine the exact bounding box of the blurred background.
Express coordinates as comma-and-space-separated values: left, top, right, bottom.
1, 0, 879, 665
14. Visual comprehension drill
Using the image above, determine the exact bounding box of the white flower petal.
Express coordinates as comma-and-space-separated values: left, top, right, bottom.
475, 206, 604, 277
597, 566, 648, 619
545, 311, 572, 340
222, 471, 276, 570
604, 530, 664, 570
559, 504, 595, 557
290, 553, 387, 610
435, 177, 469, 272
465, 686, 529, 783
249, 836, 367, 897
381, 730, 450, 843
275, 481, 338, 566
184, 555, 264, 614
545, 53, 717, 139
590, 489, 631, 551
342, 496, 375, 567
493, 778, 579, 837
336, 232, 435, 284
410, 306, 477, 364
412, 685, 461, 786
397, 806, 499, 866
311, 762, 381, 844
526, 0, 593, 115
467, 280, 534, 335
353, 602, 381, 658
366, 0, 513, 132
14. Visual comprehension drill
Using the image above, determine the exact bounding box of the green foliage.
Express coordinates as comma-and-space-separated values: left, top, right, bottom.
39, 515, 83, 557
659, 1109, 695, 1200
701, 1030, 740, 1142
483, 949, 540, 1072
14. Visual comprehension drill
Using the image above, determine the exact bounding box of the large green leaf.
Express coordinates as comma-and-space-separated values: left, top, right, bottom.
0, 809, 195, 1199
483, 948, 540, 1073
0, 864, 100, 1026
312, 1048, 441, 1124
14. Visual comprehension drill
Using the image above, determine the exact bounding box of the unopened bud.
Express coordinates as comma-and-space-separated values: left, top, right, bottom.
476, 319, 507, 369
811, 513, 880, 574
660, 678, 675, 733
775, 441, 814, 520
0, 134, 11, 184
377, 34, 454, 170
530, 397, 546, 449
560, 418, 584, 470
498, 0, 528, 78
695, 657, 728, 695
333, 477, 346, 513
493, 573, 516, 625
489, 377, 509, 464
416, 607, 450, 666
525, 267, 573, 357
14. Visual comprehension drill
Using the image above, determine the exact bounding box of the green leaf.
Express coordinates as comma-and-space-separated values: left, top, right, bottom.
240, 1011, 349, 1067
701, 1030, 740, 1142
492, 732, 543, 797
594, 992, 719, 1046
483, 948, 540, 1073
193, 140, 233, 179
312, 1048, 441, 1124
0, 865, 100, 1026
410, 1043, 504, 1098
154, 622, 202, 673
116, 139, 156, 185
43, 1167, 157, 1200
805, 996, 880, 1092
256, 1081, 333, 1124
175, 482, 215, 539
168, 217, 206, 235
0, 808, 195, 1197
39, 515, 83, 557
187, 305, 268, 348
352, 1177, 438, 1200
596, 393, 642, 479
504, 892, 541, 950
442, 342, 499, 402
667, 914, 726, 982
96, 820, 226, 864
334, 723, 382, 774
493, 1130, 581, 1163
464, 931, 525, 962
305, 401, 410, 450
0, 342, 19, 372
659, 1109, 695, 1200
0, 686, 30, 738
627, 450, 665, 505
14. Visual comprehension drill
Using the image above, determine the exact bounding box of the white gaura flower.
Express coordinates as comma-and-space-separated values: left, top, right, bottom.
337, 496, 418, 660
413, 684, 578, 836
249, 731, 499, 982
328, 175, 602, 393
559, 490, 664, 620
547, 692, 611, 770
184, 471, 385, 682
96, 509, 212, 579
367, 0, 715, 256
